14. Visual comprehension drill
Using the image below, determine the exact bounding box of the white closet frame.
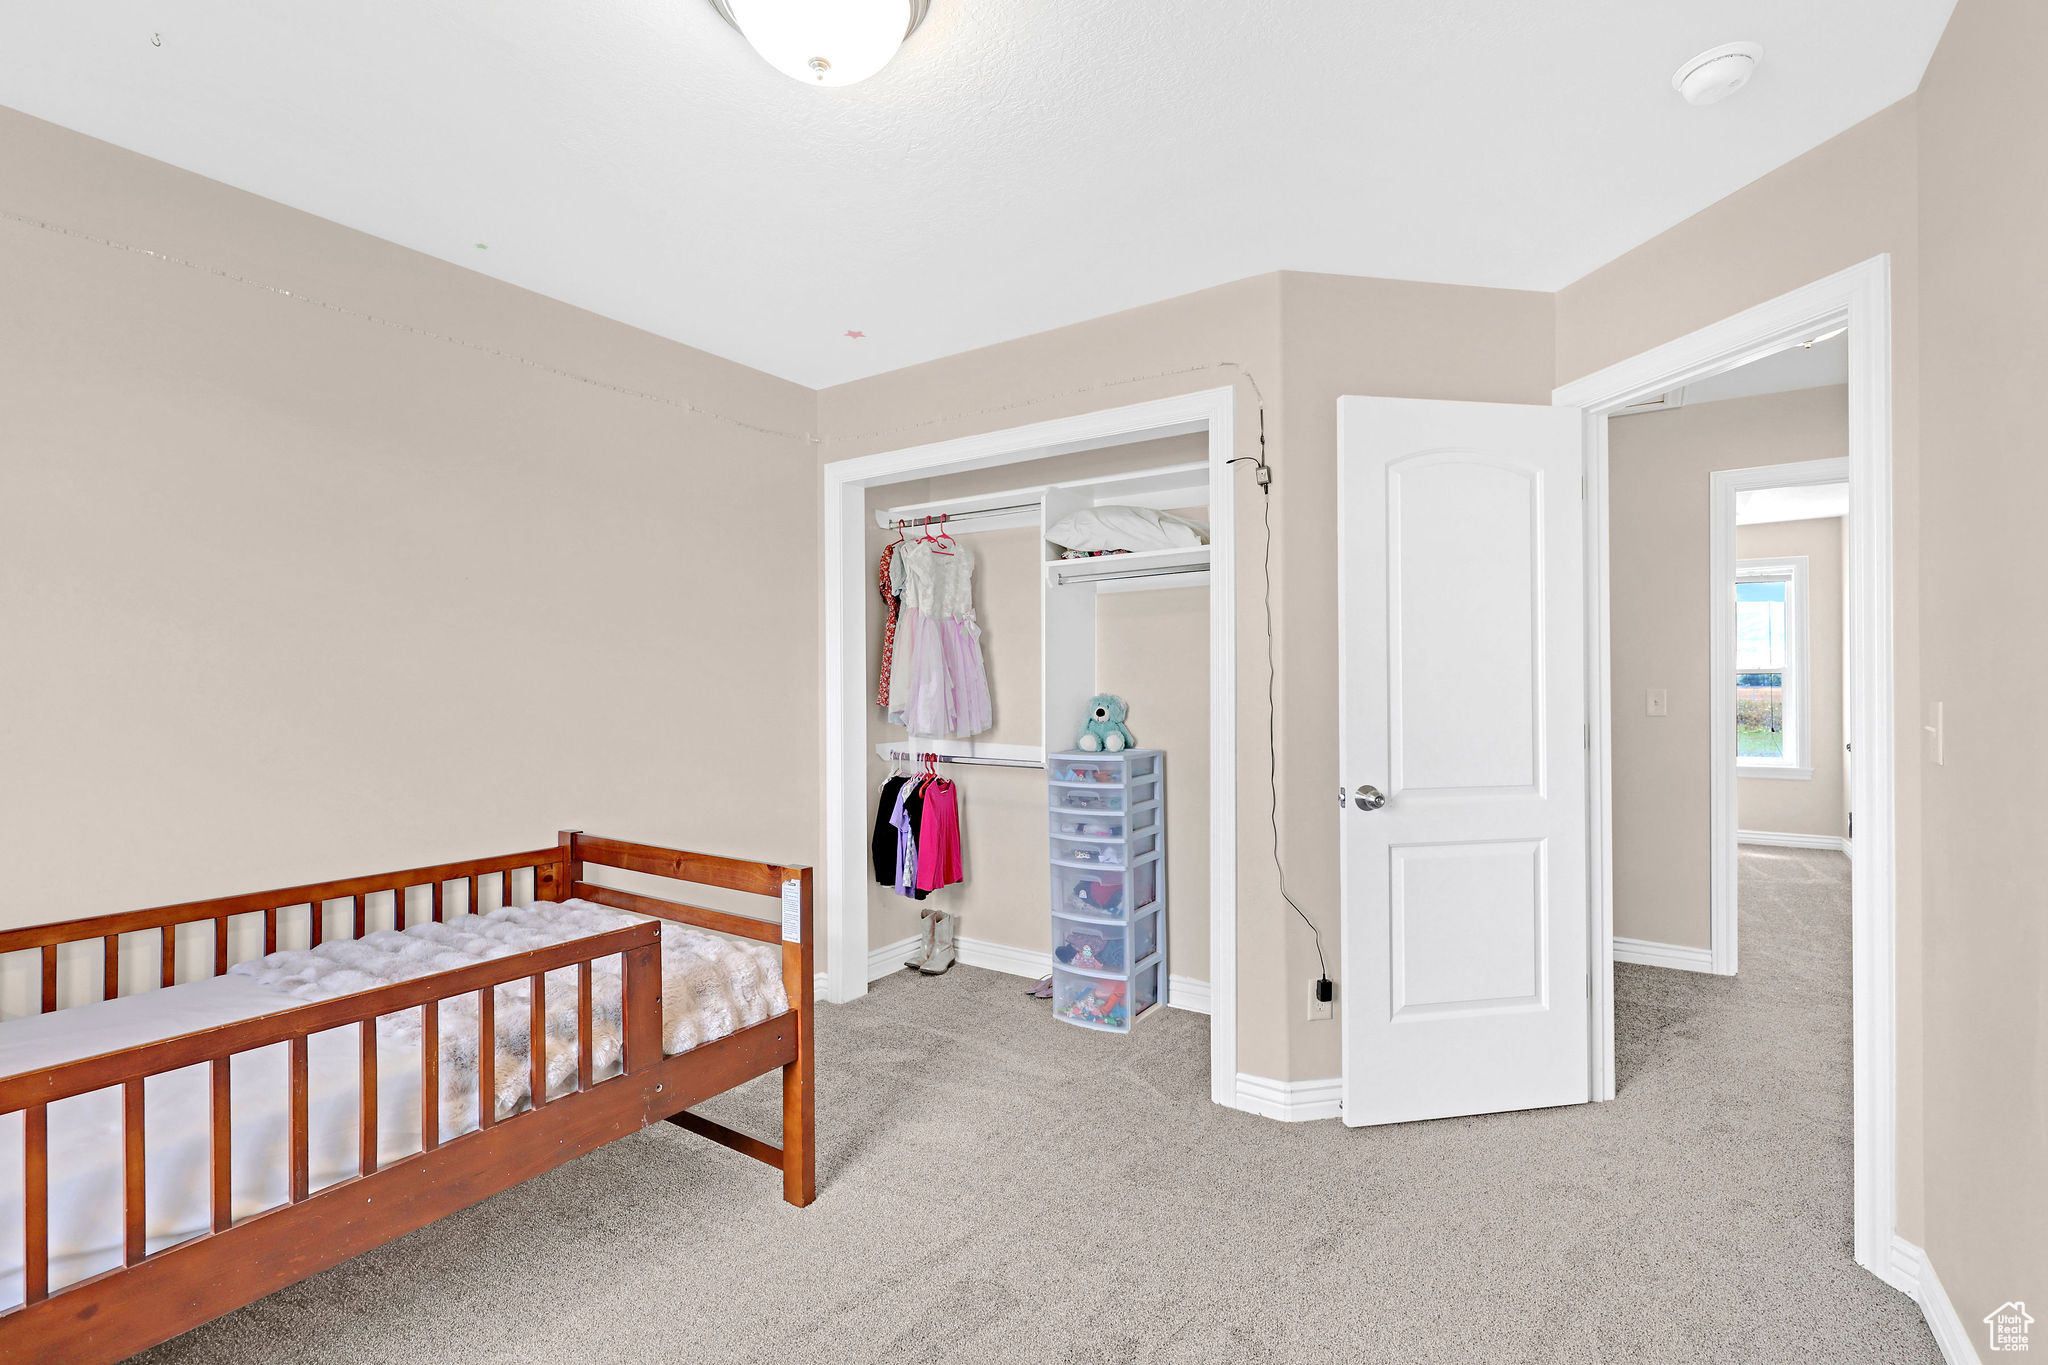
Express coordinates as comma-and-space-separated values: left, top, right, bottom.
821, 386, 1242, 1108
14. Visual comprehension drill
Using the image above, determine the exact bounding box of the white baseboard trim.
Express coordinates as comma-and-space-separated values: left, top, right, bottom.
1167, 974, 1212, 1014
838, 933, 1215, 1014
1738, 829, 1849, 853
1891, 1236, 1982, 1365
870, 934, 922, 981
1613, 936, 1715, 973
1885, 1232, 1922, 1296
1235, 1073, 1342, 1123
956, 935, 1051, 979
810, 935, 926, 998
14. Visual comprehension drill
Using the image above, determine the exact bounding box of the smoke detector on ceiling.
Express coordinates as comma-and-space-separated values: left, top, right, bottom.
1672, 42, 1764, 106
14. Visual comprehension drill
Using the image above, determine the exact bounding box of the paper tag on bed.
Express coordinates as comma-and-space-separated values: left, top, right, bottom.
781, 879, 802, 942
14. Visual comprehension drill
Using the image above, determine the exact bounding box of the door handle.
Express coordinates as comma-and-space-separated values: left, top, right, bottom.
1352, 784, 1386, 811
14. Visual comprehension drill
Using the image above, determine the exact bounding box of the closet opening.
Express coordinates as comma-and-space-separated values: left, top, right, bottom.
822, 388, 1242, 1106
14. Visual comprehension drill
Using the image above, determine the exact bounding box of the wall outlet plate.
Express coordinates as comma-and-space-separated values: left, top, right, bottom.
1306, 979, 1333, 1021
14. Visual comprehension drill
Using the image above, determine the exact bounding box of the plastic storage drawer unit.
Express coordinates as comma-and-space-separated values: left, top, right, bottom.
1046, 750, 1166, 1032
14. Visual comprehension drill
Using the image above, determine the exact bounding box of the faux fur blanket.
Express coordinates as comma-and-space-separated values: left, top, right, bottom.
229, 899, 788, 1128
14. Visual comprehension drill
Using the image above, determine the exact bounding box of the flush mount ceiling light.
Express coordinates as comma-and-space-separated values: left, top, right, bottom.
710, 0, 930, 86
1672, 41, 1764, 106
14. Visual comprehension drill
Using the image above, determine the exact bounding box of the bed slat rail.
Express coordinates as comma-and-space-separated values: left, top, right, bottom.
23, 1104, 47, 1303
1, 845, 574, 1014
570, 834, 787, 899
5, 920, 662, 1327
420, 998, 440, 1152
569, 881, 782, 944
0, 922, 657, 1111
0, 1009, 796, 1365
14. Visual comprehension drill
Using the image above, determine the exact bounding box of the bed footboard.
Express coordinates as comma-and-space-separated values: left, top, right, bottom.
0, 918, 673, 1364
558, 831, 815, 1207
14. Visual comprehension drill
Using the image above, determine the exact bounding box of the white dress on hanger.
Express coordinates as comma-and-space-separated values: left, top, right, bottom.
886, 538, 993, 738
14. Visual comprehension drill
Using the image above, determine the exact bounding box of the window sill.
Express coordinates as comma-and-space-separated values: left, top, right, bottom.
1738, 764, 1813, 781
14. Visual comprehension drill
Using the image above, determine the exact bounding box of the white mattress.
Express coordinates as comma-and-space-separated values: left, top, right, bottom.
0, 899, 787, 1306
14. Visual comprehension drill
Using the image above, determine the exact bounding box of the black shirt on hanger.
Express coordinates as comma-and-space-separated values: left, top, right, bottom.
872, 774, 909, 887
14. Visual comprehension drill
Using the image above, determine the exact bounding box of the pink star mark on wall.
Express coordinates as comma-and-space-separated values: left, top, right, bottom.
844, 330, 865, 339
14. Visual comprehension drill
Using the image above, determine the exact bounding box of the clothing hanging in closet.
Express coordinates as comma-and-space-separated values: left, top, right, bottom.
871, 771, 965, 897
881, 535, 992, 739
876, 541, 901, 709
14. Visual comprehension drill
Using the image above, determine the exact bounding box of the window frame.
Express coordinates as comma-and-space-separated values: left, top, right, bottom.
1734, 554, 1811, 779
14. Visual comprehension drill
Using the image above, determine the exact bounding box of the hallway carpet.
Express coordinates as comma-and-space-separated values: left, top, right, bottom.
140, 847, 1935, 1364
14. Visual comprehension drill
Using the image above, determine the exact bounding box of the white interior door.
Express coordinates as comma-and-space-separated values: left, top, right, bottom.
1338, 396, 1590, 1127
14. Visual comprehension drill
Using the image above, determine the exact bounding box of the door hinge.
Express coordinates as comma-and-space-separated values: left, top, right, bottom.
1583, 722, 1590, 750
1580, 474, 1587, 499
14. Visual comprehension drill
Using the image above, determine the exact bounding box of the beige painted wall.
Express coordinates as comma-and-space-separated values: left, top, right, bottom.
1736, 515, 1846, 840
1608, 387, 1848, 948
1557, 100, 1927, 1239
1097, 586, 1209, 984
1914, 0, 2048, 1323
0, 111, 823, 999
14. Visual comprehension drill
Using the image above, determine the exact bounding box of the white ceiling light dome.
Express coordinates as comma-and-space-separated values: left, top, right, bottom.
711, 0, 930, 87
1671, 42, 1764, 106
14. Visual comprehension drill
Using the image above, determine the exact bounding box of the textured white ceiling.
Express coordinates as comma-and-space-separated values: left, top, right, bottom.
1684, 331, 1850, 406
0, 1, 1955, 388
1738, 483, 1850, 525
1615, 330, 1851, 416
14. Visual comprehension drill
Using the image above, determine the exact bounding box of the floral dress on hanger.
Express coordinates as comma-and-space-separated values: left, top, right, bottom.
885, 537, 993, 738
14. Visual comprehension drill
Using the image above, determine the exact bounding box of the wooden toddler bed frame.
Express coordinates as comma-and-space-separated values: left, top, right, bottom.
0, 830, 814, 1365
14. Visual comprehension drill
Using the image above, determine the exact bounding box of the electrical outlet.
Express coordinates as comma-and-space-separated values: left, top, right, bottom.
1306, 979, 1333, 1021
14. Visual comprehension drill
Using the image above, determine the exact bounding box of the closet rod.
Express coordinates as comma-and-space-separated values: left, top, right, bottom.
884, 748, 1044, 769
1050, 562, 1212, 587
880, 501, 1041, 532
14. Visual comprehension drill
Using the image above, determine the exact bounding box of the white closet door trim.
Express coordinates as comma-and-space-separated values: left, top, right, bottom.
821, 386, 1242, 1111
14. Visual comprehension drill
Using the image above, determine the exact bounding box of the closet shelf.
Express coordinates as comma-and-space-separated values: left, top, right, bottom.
1046, 544, 1211, 590
875, 460, 1208, 536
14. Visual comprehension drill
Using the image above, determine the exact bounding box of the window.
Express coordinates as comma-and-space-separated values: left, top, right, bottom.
1735, 556, 1810, 778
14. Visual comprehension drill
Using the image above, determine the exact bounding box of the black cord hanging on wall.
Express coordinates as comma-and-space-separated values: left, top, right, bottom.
1227, 394, 1333, 998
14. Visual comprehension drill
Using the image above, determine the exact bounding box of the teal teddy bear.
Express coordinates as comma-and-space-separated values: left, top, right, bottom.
1076, 693, 1136, 753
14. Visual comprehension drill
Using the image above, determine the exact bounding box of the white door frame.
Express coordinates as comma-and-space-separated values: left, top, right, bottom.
1710, 456, 1848, 976
820, 386, 1241, 1105
1554, 255, 1898, 1283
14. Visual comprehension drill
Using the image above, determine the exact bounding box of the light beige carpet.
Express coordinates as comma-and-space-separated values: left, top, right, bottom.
138, 846, 1936, 1363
